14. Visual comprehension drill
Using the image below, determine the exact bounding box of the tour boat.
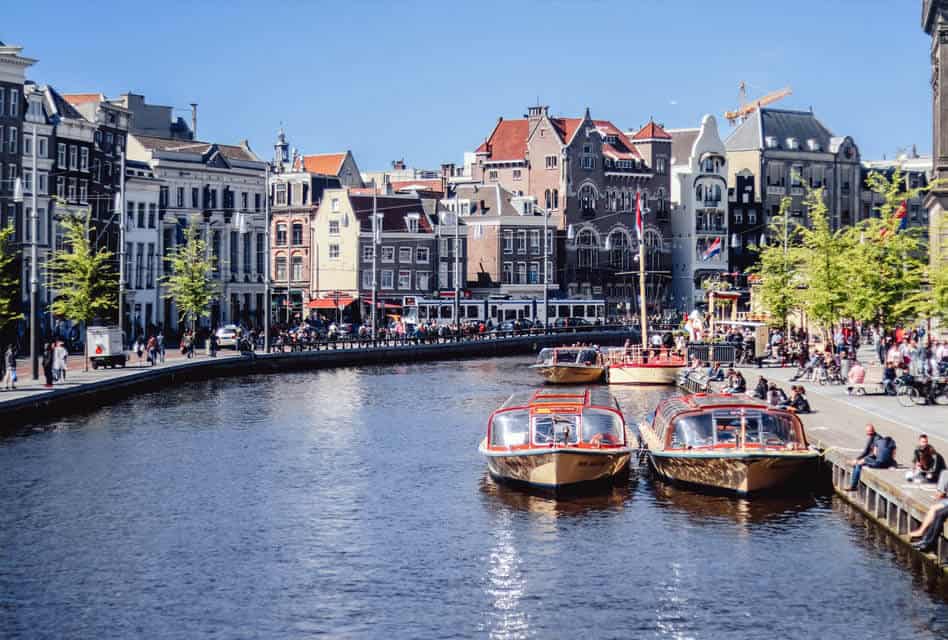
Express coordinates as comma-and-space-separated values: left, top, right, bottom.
531, 346, 606, 384
606, 346, 686, 385
478, 388, 633, 490
639, 393, 819, 494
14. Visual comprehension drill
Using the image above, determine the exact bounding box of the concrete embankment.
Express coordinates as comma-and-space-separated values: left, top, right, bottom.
0, 329, 631, 428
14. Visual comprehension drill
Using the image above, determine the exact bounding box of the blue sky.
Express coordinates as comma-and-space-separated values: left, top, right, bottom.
2, 1, 932, 170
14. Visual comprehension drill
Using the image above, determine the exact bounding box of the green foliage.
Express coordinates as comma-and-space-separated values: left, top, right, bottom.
47, 210, 118, 324
0, 224, 20, 333
844, 169, 935, 329
750, 196, 801, 328
162, 221, 217, 332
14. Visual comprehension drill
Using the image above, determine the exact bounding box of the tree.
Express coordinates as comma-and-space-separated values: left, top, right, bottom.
845, 169, 933, 330
162, 221, 217, 334
749, 196, 802, 329
795, 187, 854, 338
47, 208, 119, 369
0, 224, 21, 343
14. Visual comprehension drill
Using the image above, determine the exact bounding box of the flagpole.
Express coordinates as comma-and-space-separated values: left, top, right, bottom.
636, 188, 647, 350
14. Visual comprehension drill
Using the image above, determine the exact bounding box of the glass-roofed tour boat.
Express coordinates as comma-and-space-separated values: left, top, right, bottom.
639, 394, 819, 495
479, 389, 633, 491
531, 346, 606, 384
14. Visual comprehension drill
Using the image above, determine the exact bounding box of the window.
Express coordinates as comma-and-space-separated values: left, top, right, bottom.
135, 242, 144, 288
0, 89, 3, 116
502, 262, 513, 284
790, 165, 803, 188
517, 230, 527, 253
528, 262, 539, 284
6, 127, 16, 154
580, 184, 596, 212
516, 262, 527, 284
243, 234, 251, 274
577, 229, 597, 268
276, 223, 287, 245
748, 210, 757, 224
581, 156, 595, 170
362, 244, 375, 261
275, 184, 287, 206
256, 234, 265, 274
529, 230, 540, 254
764, 136, 778, 149
328, 220, 340, 235
546, 230, 553, 255
255, 193, 262, 212
291, 183, 302, 206
148, 203, 156, 228
417, 271, 430, 290
80, 147, 89, 172
398, 270, 411, 290
56, 176, 64, 198
656, 156, 667, 175
545, 155, 558, 169
734, 209, 743, 225
291, 255, 303, 281
146, 243, 155, 288
552, 189, 559, 210
331, 198, 340, 212
292, 223, 303, 245
190, 187, 199, 208
275, 256, 287, 280
329, 243, 340, 259
79, 180, 88, 203
439, 261, 449, 287
93, 159, 100, 182
9, 89, 17, 117
230, 231, 239, 274
399, 246, 412, 263
488, 170, 498, 181
381, 270, 394, 289
69, 145, 77, 170
503, 229, 513, 253
241, 192, 248, 211
67, 178, 77, 202
416, 246, 430, 263
23, 133, 32, 156
381, 246, 395, 262
57, 143, 66, 167
406, 215, 419, 232
175, 187, 184, 208
38, 173, 47, 195
512, 169, 522, 181
810, 165, 824, 188
362, 271, 373, 289
38, 137, 47, 158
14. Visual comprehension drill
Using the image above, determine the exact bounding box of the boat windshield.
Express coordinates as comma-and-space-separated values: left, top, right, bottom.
581, 409, 624, 445
533, 413, 580, 445
536, 349, 555, 365
577, 349, 599, 365
491, 410, 530, 447
669, 410, 805, 449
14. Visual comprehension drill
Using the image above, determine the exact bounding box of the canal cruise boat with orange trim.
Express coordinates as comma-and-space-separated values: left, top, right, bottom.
479, 389, 633, 490
639, 393, 819, 494
531, 346, 607, 384
605, 346, 686, 385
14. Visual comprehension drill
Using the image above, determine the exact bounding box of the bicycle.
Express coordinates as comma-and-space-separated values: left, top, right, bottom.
895, 377, 926, 407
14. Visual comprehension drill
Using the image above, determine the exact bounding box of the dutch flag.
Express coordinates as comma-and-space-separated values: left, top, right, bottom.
702, 236, 722, 261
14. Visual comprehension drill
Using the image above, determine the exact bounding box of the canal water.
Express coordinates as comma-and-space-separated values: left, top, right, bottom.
1, 356, 947, 639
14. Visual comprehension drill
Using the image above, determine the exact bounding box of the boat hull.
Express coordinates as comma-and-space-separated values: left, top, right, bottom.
480, 442, 631, 489
648, 451, 819, 494
532, 365, 605, 384
607, 364, 681, 385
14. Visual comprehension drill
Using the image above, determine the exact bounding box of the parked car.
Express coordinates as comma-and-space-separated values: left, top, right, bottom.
215, 324, 239, 348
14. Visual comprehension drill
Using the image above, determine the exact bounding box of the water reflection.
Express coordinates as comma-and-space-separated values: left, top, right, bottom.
478, 473, 631, 517
483, 508, 529, 640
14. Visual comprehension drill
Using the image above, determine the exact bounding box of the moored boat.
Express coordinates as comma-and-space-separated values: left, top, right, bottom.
531, 346, 606, 384
639, 393, 819, 494
606, 346, 685, 385
478, 389, 633, 490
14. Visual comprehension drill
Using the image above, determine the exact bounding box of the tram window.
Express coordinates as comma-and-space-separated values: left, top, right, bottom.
491, 410, 529, 447
490, 305, 498, 319
587, 305, 596, 317
517, 309, 524, 319
596, 305, 604, 318
466, 306, 478, 319
548, 306, 557, 319
572, 305, 584, 317
581, 410, 623, 445
441, 305, 452, 319
670, 414, 713, 449
534, 414, 579, 445
523, 305, 530, 318
558, 305, 569, 319
419, 306, 428, 320
505, 309, 517, 320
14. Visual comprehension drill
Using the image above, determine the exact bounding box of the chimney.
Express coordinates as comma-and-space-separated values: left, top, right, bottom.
527, 105, 548, 122
190, 103, 198, 139
392, 159, 406, 170
440, 162, 455, 178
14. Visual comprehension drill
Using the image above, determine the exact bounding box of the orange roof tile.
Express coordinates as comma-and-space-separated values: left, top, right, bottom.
632, 121, 672, 140
62, 93, 103, 106
476, 119, 529, 161
390, 179, 444, 194
300, 153, 347, 175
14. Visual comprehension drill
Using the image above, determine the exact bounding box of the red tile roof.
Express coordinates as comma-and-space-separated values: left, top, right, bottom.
476, 114, 642, 161
62, 93, 103, 106
632, 121, 672, 140
299, 153, 347, 175
390, 179, 444, 195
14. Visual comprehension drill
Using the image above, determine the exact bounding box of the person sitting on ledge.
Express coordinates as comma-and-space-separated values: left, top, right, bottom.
767, 382, 788, 407
780, 385, 811, 413
751, 376, 768, 400
909, 470, 948, 551
907, 434, 945, 483
847, 424, 896, 491
723, 369, 746, 394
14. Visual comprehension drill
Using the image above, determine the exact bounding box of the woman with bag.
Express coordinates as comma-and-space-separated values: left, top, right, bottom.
2, 345, 16, 390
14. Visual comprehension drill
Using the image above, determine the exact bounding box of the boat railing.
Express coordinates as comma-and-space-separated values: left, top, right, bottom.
606, 346, 687, 366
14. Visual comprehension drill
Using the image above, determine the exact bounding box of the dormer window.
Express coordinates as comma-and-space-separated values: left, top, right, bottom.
604, 135, 618, 144
785, 137, 798, 150
806, 138, 821, 151
765, 136, 778, 149
405, 213, 420, 233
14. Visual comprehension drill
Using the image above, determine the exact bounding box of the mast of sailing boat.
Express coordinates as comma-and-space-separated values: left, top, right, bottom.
636, 188, 648, 350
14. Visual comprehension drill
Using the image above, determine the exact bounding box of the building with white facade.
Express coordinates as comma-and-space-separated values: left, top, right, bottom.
127, 134, 268, 331
123, 159, 162, 339
669, 115, 729, 311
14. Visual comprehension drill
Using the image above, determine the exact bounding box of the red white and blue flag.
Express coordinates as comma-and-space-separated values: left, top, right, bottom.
880, 200, 908, 239
635, 189, 643, 242
702, 236, 722, 261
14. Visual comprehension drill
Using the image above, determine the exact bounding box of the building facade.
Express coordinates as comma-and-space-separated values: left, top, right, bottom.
725, 107, 862, 232
861, 153, 932, 239
123, 159, 162, 340
471, 105, 672, 314
668, 115, 730, 311
112, 92, 194, 140
127, 134, 268, 331
923, 1, 948, 278
728, 169, 765, 277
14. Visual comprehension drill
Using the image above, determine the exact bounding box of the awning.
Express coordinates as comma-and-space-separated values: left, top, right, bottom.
308, 297, 354, 309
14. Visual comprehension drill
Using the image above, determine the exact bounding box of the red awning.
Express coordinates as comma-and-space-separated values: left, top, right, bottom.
308, 297, 354, 309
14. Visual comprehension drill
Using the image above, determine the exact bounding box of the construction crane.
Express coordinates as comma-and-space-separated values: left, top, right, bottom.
724, 82, 792, 126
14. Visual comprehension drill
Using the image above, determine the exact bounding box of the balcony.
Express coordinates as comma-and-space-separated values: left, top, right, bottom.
766, 185, 786, 196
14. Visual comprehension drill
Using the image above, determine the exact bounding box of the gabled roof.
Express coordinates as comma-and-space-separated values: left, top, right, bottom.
725, 108, 835, 153
45, 86, 86, 121
450, 183, 520, 217
668, 128, 700, 166
133, 134, 259, 162
62, 93, 104, 106
299, 152, 347, 175
632, 120, 672, 141
348, 195, 434, 233
475, 114, 641, 162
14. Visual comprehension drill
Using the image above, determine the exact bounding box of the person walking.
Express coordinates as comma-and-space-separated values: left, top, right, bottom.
157, 333, 165, 363
41, 343, 54, 388
53, 341, 68, 383
146, 335, 158, 366
2, 345, 16, 390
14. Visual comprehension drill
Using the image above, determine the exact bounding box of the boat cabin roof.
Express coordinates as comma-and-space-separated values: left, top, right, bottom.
500, 388, 620, 412
656, 393, 773, 424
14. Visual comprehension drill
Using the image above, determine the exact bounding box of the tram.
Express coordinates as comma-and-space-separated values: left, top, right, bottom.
401, 296, 606, 327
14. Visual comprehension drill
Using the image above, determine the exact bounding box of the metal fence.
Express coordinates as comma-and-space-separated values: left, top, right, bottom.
686, 343, 738, 366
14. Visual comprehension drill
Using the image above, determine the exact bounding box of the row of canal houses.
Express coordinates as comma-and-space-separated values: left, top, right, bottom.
0, 37, 937, 342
